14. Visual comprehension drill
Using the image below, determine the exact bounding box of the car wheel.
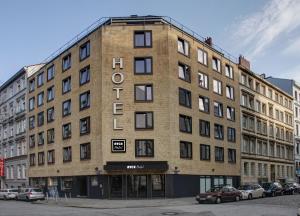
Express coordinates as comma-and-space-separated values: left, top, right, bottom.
236, 196, 240, 202
272, 192, 275, 197
3, 196, 7, 201
216, 197, 221, 204
26, 196, 30, 202
248, 194, 252, 200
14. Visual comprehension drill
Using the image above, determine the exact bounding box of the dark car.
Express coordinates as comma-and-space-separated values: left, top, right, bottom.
282, 183, 295, 195
262, 182, 283, 197
196, 186, 242, 204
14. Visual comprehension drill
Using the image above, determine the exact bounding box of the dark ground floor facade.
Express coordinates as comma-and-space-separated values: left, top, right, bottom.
29, 161, 240, 199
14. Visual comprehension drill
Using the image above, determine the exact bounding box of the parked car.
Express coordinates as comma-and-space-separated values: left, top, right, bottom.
282, 183, 296, 195
239, 184, 265, 199
262, 182, 283, 197
286, 182, 300, 193
196, 186, 242, 204
16, 188, 45, 201
0, 189, 19, 200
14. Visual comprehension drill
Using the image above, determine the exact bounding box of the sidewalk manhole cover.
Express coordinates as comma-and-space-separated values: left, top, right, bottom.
161, 212, 179, 215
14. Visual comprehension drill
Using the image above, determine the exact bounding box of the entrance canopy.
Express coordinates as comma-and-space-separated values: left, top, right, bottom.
104, 161, 168, 172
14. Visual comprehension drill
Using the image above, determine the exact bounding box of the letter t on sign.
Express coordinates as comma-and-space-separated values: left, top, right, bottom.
113, 58, 123, 69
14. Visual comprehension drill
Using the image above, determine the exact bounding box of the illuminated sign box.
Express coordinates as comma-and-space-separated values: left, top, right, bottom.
111, 139, 126, 153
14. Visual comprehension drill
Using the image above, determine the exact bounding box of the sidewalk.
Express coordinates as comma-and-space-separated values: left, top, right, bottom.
34, 197, 196, 209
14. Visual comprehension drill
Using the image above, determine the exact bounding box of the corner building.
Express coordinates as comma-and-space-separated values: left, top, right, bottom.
28, 16, 241, 198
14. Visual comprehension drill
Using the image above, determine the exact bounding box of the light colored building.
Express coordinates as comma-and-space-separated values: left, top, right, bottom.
27, 15, 241, 198
266, 77, 300, 182
239, 63, 295, 185
0, 65, 43, 189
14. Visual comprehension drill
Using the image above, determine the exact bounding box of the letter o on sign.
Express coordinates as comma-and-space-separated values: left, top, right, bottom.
112, 72, 124, 84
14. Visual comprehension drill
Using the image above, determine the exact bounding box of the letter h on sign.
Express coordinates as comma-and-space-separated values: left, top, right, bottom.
113, 58, 123, 69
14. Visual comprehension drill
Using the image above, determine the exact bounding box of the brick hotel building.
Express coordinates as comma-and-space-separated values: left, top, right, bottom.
27, 16, 241, 198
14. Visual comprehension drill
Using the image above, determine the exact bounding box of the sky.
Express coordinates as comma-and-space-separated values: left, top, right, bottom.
1, 0, 300, 84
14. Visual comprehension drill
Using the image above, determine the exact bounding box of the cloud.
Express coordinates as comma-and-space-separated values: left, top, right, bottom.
233, 0, 300, 59
283, 36, 300, 55
279, 64, 300, 80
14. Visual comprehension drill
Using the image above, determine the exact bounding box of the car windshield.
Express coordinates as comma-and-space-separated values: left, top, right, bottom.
32, 189, 42, 192
206, 187, 221, 192
239, 185, 252, 190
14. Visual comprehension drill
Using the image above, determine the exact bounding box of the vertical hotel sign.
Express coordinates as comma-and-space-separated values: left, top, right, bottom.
0, 158, 4, 177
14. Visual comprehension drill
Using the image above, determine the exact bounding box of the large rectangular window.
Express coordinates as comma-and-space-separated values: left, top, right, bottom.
215, 146, 224, 162
197, 48, 208, 65
226, 106, 235, 121
134, 31, 152, 48
214, 101, 223, 117
214, 124, 224, 140
226, 85, 234, 100
29, 97, 35, 111
38, 152, 45, 165
80, 116, 90, 135
47, 107, 55, 122
135, 112, 153, 129
212, 57, 221, 72
227, 127, 236, 142
37, 92, 44, 107
199, 120, 210, 137
179, 88, 191, 108
178, 62, 191, 82
79, 41, 90, 61
213, 79, 222, 95
37, 72, 44, 87
177, 38, 189, 56
47, 128, 55, 144
47, 86, 54, 101
180, 141, 192, 159
228, 149, 236, 163
79, 91, 90, 110
199, 96, 209, 113
47, 150, 55, 164
179, 114, 192, 133
62, 99, 71, 116
29, 135, 35, 148
62, 54, 71, 71
198, 72, 208, 89
62, 76, 71, 94
47, 65, 55, 81
62, 123, 71, 139
79, 65, 90, 85
63, 146, 72, 162
200, 144, 210, 160
37, 111, 44, 127
29, 79, 35, 92
134, 57, 152, 74
29, 154, 35, 166
80, 143, 91, 160
135, 140, 154, 157
38, 132, 44, 145
29, 116, 35, 130
225, 64, 233, 79
135, 84, 153, 101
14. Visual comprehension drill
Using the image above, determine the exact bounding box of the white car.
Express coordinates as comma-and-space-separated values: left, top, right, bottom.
239, 184, 265, 199
16, 188, 45, 201
0, 189, 19, 200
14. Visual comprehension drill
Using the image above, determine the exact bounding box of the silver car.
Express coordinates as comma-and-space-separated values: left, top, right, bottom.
17, 188, 45, 201
239, 184, 265, 199
0, 189, 19, 200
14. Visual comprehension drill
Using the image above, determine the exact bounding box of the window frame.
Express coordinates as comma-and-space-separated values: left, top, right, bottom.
179, 114, 192, 134
47, 65, 55, 81
80, 116, 90, 135
80, 143, 91, 160
134, 30, 152, 48
134, 57, 153, 75
134, 84, 153, 102
62, 76, 71, 94
62, 53, 71, 72
79, 41, 90, 61
62, 99, 71, 117
200, 144, 210, 161
179, 87, 192, 108
215, 146, 224, 162
63, 146, 72, 163
135, 139, 154, 157
62, 123, 72, 140
79, 91, 90, 111
79, 65, 90, 86
135, 111, 154, 130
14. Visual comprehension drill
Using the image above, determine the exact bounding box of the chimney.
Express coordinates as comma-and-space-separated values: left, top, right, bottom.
239, 55, 251, 70
260, 74, 266, 79
204, 37, 212, 46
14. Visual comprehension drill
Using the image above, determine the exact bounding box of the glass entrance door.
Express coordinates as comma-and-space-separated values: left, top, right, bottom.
110, 175, 123, 198
127, 175, 147, 198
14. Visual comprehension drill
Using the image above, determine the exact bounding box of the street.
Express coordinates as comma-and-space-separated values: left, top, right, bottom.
0, 195, 299, 216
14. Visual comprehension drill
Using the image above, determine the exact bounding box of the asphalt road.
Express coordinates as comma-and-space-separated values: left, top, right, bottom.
0, 195, 299, 216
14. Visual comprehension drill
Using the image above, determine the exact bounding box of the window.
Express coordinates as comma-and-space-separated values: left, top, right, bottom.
135, 140, 154, 157
29, 154, 35, 166
197, 48, 207, 65
63, 147, 72, 162
38, 132, 44, 145
29, 97, 35, 111
62, 123, 71, 139
199, 96, 209, 113
80, 117, 90, 135
135, 112, 153, 129
213, 79, 222, 95
38, 152, 45, 165
134, 31, 152, 47
62, 76, 71, 94
47, 86, 54, 101
29, 79, 35, 92
80, 65, 90, 85
214, 124, 224, 140
225, 64, 233, 79
62, 54, 71, 71
179, 114, 192, 133
47, 65, 55, 81
200, 144, 210, 160
37, 111, 44, 127
29, 116, 35, 130
227, 127, 236, 142
226, 85, 234, 100
79, 91, 90, 110
79, 41, 90, 61
199, 120, 210, 137
180, 141, 192, 159
179, 88, 191, 108
135, 84, 153, 101
47, 150, 55, 164
177, 38, 189, 56
29, 135, 35, 148
134, 57, 152, 74
47, 128, 55, 144
228, 149, 236, 163
214, 101, 223, 117
37, 72, 44, 87
212, 57, 221, 72
80, 143, 91, 160
37, 92, 44, 107
178, 62, 191, 82
226, 106, 235, 121
198, 72, 208, 89
62, 99, 71, 116
215, 146, 224, 162
47, 107, 55, 122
